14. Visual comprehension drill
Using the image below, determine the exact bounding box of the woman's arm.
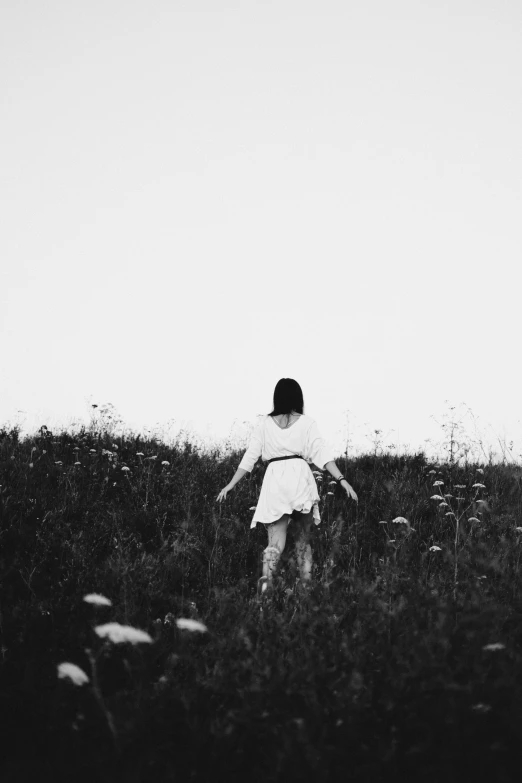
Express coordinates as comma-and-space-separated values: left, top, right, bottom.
324, 460, 345, 481
227, 467, 248, 490
324, 461, 358, 502
216, 467, 248, 503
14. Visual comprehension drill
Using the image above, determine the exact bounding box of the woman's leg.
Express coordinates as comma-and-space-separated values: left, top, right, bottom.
261, 514, 290, 586
292, 509, 314, 583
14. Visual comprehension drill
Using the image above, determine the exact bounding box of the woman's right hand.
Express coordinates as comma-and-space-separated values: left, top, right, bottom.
341, 480, 358, 502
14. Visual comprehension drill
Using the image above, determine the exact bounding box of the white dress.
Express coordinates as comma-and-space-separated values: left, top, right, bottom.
237, 414, 336, 529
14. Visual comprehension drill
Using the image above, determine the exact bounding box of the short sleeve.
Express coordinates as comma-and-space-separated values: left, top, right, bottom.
305, 420, 335, 470
237, 417, 264, 473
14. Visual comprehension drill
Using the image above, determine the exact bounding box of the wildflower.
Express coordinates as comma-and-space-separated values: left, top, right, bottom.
515, 527, 522, 532
392, 517, 409, 525
445, 512, 456, 517
472, 483, 486, 489
83, 593, 112, 607
161, 460, 170, 466
94, 623, 153, 645
121, 466, 130, 472
476, 468, 484, 474
433, 480, 444, 486
136, 452, 144, 457
428, 470, 437, 474
378, 521, 388, 524
329, 480, 337, 485
472, 703, 491, 713
89, 449, 96, 453
176, 618, 208, 633
455, 497, 466, 501
249, 506, 256, 511
57, 662, 90, 686
439, 502, 449, 508
454, 484, 466, 489
112, 444, 118, 450
74, 462, 81, 466
444, 493, 453, 498
147, 455, 158, 460
387, 539, 396, 544
101, 449, 113, 457
55, 461, 63, 466
482, 643, 505, 652
430, 495, 445, 501
468, 517, 481, 523
476, 499, 486, 504
327, 491, 334, 496
429, 545, 442, 552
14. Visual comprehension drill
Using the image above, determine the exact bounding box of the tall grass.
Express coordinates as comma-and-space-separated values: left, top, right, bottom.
1, 420, 522, 782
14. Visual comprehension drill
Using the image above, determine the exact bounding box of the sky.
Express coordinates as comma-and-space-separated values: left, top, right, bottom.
1, 0, 521, 462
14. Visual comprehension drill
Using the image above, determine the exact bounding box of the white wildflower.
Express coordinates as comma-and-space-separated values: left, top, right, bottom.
249, 506, 256, 511
468, 517, 481, 523
439, 502, 449, 508
392, 517, 409, 525
136, 452, 144, 457
94, 623, 153, 645
476, 468, 484, 474
482, 643, 505, 652
327, 491, 334, 496
444, 493, 453, 498
57, 662, 90, 686
429, 545, 442, 552
121, 466, 130, 472
455, 497, 465, 501
433, 480, 444, 486
515, 527, 522, 532
431, 495, 445, 501
83, 593, 112, 607
147, 455, 157, 460
428, 470, 437, 474
161, 460, 170, 466
89, 449, 96, 453
74, 462, 81, 466
329, 481, 337, 485
476, 499, 486, 504
176, 618, 208, 633
55, 461, 63, 466
387, 539, 396, 544
472, 483, 486, 489
454, 485, 467, 489
378, 521, 388, 524
445, 512, 456, 517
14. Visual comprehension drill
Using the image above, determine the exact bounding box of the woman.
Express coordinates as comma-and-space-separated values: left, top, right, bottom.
216, 378, 358, 595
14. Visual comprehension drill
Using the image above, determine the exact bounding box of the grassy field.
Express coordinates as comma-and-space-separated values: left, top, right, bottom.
1, 422, 521, 782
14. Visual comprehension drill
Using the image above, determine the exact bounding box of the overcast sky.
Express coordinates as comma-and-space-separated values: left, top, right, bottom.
1, 0, 520, 461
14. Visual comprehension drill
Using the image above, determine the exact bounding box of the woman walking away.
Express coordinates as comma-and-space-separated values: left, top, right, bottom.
216, 378, 358, 597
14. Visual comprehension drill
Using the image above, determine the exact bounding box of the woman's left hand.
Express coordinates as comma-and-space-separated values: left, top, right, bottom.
216, 485, 232, 503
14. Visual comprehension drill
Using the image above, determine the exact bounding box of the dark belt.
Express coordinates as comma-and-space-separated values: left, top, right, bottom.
266, 455, 305, 465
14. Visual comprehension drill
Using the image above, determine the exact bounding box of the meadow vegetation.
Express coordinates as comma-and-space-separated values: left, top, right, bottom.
1, 417, 522, 782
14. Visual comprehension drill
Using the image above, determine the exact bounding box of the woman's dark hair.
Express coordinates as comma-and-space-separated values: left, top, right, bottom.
268, 378, 304, 422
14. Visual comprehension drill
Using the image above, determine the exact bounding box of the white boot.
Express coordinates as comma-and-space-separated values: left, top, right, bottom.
262, 545, 281, 584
